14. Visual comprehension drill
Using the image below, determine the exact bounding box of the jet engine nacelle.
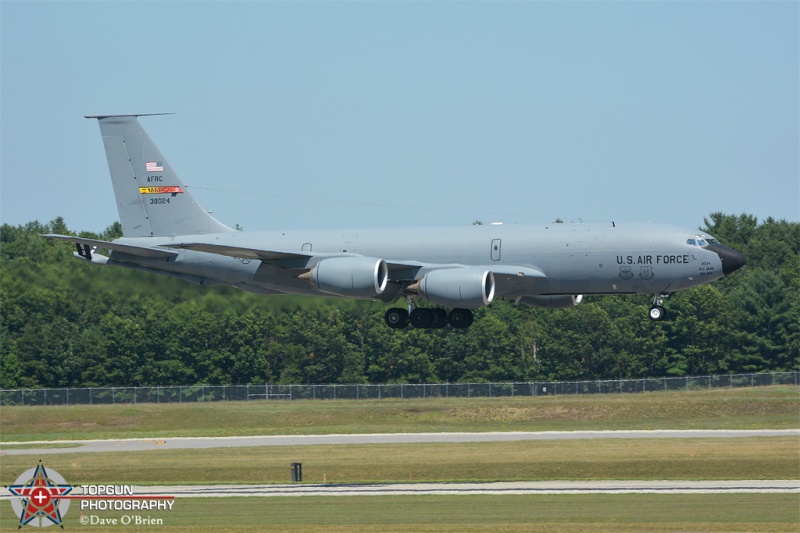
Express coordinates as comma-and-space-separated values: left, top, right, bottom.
519, 295, 583, 309
413, 268, 495, 308
303, 256, 388, 298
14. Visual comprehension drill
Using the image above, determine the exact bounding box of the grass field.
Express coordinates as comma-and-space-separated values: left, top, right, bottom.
1, 495, 798, 532
2, 386, 798, 441
1, 386, 798, 531
1, 437, 797, 485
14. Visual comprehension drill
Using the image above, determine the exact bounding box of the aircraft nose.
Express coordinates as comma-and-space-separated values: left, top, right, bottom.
708, 243, 747, 275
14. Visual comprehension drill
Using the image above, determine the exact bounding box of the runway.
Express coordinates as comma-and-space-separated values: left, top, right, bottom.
141, 480, 800, 496
1, 480, 796, 500
2, 429, 798, 455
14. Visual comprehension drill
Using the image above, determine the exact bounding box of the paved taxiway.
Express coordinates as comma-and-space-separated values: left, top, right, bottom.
2, 429, 798, 455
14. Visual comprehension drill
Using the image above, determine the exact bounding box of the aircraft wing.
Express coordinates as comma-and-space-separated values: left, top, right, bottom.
42, 234, 178, 259
164, 242, 546, 292
47, 230, 548, 297
46, 234, 547, 284
166, 242, 436, 280
165, 242, 312, 263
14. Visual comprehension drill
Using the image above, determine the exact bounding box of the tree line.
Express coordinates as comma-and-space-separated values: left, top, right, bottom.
1, 213, 797, 389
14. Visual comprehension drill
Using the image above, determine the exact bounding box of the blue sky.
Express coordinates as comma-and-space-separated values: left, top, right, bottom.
2, 1, 797, 235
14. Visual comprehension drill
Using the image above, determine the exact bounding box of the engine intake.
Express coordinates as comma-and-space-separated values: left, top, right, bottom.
410, 268, 495, 308
301, 256, 388, 298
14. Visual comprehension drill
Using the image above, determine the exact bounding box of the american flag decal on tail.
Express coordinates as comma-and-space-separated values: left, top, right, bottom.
146, 161, 164, 172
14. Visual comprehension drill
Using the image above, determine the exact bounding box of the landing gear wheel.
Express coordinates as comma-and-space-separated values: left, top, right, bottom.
448, 308, 474, 329
385, 308, 409, 329
431, 308, 448, 329
410, 308, 435, 329
649, 293, 668, 322
649, 306, 667, 321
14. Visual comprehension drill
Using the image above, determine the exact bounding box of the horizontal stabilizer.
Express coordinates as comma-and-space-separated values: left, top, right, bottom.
42, 234, 178, 259
84, 113, 175, 119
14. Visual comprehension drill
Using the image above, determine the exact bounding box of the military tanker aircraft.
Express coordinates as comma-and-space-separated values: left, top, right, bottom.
45, 114, 746, 329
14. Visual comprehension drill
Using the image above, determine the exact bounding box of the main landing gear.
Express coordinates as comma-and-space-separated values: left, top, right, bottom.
384, 305, 474, 330
649, 294, 668, 321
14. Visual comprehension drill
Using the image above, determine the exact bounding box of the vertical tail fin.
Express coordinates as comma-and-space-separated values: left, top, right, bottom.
86, 114, 234, 237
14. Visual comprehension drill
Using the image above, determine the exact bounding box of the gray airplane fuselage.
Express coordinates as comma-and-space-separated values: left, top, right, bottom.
111, 221, 727, 299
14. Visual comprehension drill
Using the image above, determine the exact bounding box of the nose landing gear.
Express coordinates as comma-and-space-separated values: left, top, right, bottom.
649, 294, 668, 321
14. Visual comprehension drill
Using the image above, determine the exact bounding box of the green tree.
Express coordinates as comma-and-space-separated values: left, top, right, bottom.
1, 213, 796, 388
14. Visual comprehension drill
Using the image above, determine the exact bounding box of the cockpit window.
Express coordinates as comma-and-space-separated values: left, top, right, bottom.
688, 236, 717, 247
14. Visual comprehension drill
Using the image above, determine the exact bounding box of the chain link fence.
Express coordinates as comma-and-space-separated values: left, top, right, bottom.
2, 372, 797, 406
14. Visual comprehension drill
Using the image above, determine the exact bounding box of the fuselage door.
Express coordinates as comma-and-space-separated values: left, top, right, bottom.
491, 239, 501, 261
